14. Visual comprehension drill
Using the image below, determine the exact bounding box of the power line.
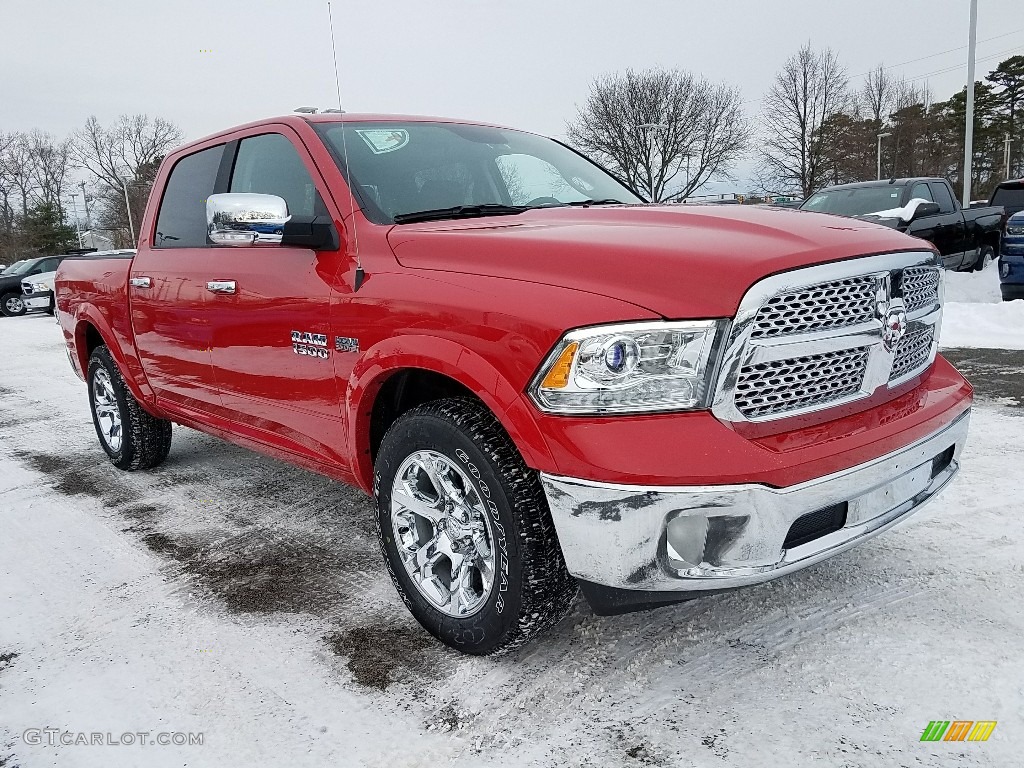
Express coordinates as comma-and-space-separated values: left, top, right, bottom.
905, 44, 1024, 83
849, 27, 1024, 79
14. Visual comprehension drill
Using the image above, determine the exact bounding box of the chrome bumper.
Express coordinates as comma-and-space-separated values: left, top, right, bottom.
540, 410, 970, 594
24, 295, 52, 309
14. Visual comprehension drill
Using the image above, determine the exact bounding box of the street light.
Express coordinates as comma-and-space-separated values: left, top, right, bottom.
79, 181, 92, 230
636, 123, 669, 201
877, 132, 892, 180
963, 0, 979, 206
119, 178, 137, 246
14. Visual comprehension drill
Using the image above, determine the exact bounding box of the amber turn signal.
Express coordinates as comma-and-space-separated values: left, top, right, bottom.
540, 342, 578, 389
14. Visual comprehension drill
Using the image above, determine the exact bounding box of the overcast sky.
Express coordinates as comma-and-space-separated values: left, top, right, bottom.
2, 0, 1021, 193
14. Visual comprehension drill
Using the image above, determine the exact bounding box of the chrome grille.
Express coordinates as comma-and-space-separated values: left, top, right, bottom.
750, 276, 877, 339
901, 267, 941, 313
713, 252, 943, 424
734, 347, 870, 419
890, 327, 935, 381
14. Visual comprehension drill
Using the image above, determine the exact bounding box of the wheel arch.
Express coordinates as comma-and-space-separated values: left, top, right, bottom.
73, 308, 155, 408
345, 336, 552, 494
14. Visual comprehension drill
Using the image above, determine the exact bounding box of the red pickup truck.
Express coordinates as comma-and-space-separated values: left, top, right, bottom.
56, 114, 972, 654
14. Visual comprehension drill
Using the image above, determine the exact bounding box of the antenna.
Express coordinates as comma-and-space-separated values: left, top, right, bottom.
327, 2, 343, 112
327, 1, 364, 291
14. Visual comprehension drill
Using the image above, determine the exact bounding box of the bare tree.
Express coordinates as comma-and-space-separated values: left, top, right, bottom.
75, 114, 183, 190
74, 114, 183, 243
567, 68, 750, 202
758, 44, 849, 197
27, 130, 73, 208
0, 133, 38, 218
862, 65, 897, 124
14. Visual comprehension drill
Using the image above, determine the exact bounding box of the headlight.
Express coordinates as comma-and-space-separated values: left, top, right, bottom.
529, 320, 726, 414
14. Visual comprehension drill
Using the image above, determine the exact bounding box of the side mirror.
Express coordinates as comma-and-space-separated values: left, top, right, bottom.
207, 193, 289, 246
206, 192, 339, 250
910, 201, 941, 221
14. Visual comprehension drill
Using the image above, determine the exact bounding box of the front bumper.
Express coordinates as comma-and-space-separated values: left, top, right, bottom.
23, 291, 53, 310
541, 409, 970, 611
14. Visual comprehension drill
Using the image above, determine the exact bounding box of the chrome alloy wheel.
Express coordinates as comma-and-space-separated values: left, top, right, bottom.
4, 295, 24, 314
390, 450, 496, 617
92, 368, 123, 453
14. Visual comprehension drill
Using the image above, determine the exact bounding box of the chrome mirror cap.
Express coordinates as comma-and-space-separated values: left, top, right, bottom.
207, 193, 290, 246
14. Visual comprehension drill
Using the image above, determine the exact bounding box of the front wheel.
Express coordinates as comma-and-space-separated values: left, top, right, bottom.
374, 398, 577, 655
1, 292, 26, 317
88, 345, 173, 470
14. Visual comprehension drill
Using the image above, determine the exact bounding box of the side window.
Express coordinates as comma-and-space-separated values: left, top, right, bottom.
229, 133, 324, 217
36, 258, 58, 272
930, 182, 957, 214
909, 182, 934, 203
155, 145, 225, 248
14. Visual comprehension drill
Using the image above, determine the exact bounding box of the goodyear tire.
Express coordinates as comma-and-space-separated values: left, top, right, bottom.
374, 398, 577, 655
87, 345, 172, 471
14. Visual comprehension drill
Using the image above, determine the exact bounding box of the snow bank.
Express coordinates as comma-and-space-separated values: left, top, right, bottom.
941, 301, 1024, 349
943, 262, 1001, 304
939, 261, 1024, 349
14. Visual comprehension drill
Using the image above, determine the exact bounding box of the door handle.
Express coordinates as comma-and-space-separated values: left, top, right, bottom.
129, 276, 151, 288
206, 280, 236, 294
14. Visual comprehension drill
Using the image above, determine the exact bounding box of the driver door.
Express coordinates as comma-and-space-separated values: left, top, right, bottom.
203, 130, 349, 465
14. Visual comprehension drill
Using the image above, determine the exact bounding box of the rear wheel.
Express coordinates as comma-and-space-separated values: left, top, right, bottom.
973, 244, 995, 272
1, 293, 26, 317
87, 345, 172, 470
374, 398, 577, 655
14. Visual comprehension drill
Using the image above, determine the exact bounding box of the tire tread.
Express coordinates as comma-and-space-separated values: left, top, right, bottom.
377, 397, 577, 655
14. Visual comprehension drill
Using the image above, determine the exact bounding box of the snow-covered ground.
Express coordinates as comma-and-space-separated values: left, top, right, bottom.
941, 260, 1024, 350
1, 310, 1022, 768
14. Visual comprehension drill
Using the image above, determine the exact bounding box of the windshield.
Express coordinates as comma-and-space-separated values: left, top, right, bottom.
2, 260, 32, 276
314, 121, 643, 224
802, 186, 907, 217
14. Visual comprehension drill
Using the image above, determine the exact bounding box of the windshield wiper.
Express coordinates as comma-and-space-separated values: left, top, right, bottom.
562, 199, 624, 207
393, 204, 528, 224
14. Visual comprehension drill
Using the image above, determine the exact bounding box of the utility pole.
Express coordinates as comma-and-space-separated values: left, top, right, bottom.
962, 0, 978, 207
877, 132, 892, 180
68, 194, 84, 248
1006, 133, 1013, 179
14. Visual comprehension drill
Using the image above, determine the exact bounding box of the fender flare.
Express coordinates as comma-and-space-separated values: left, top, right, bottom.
345, 334, 552, 493
73, 304, 156, 409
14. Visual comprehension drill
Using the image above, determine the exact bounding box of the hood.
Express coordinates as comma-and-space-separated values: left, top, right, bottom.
386, 204, 928, 318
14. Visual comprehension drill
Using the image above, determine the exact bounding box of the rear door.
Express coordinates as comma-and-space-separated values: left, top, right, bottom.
130, 144, 225, 413
203, 129, 348, 465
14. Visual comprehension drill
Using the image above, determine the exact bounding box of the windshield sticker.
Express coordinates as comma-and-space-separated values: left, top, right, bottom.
355, 129, 410, 154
